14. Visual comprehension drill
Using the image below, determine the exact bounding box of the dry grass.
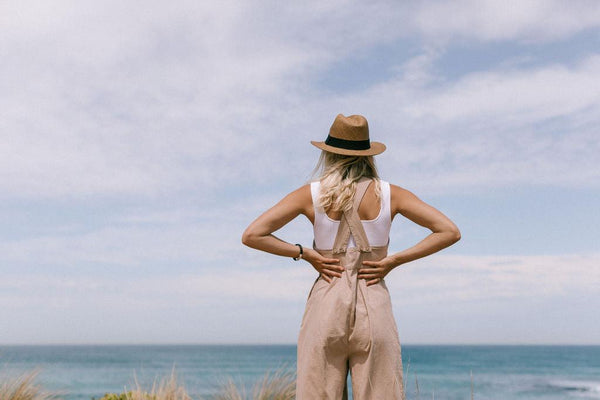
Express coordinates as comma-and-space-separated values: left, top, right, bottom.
0, 368, 62, 400
124, 365, 191, 400
95, 364, 296, 400
2, 362, 473, 400
213, 365, 296, 400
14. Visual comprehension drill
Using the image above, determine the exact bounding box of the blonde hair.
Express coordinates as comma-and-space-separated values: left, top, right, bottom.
312, 151, 381, 212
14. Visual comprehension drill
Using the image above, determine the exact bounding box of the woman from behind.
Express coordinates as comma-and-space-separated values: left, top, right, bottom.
242, 114, 461, 399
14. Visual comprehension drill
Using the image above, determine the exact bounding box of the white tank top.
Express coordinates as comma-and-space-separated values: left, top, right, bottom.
311, 179, 392, 250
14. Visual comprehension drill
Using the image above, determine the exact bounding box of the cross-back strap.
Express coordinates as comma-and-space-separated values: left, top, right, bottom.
332, 178, 373, 254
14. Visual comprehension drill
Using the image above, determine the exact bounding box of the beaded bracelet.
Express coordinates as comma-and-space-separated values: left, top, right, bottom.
293, 243, 303, 261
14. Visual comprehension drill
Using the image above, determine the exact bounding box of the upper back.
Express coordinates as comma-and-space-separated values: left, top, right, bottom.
322, 179, 382, 221
310, 179, 392, 249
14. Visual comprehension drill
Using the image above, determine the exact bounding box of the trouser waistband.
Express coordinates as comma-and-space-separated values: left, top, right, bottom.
316, 246, 388, 270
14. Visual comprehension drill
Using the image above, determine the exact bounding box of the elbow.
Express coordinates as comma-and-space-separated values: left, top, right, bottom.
450, 228, 461, 243
241, 228, 257, 248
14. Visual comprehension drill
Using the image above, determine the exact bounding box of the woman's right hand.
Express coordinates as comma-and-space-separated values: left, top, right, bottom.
302, 248, 344, 283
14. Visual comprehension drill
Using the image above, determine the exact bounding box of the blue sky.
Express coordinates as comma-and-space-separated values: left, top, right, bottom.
1, 0, 599, 345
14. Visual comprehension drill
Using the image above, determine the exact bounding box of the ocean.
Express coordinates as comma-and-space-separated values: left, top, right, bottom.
1, 344, 599, 399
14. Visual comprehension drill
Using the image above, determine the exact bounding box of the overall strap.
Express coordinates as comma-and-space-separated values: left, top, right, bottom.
332, 178, 373, 254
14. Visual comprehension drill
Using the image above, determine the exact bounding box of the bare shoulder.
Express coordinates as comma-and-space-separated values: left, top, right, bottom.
389, 183, 422, 212
286, 183, 312, 202
279, 183, 313, 216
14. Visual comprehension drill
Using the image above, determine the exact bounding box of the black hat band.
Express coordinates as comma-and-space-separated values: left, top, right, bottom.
325, 135, 371, 150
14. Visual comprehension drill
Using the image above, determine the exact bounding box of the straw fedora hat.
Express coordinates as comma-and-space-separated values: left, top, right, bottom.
311, 114, 386, 156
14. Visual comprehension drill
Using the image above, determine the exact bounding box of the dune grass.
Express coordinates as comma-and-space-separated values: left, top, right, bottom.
2, 362, 474, 400
117, 365, 192, 400
0, 367, 62, 400
212, 366, 296, 400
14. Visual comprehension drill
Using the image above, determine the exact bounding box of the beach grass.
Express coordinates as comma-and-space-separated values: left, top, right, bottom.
2, 363, 473, 400
0, 368, 62, 400
125, 366, 191, 400
212, 366, 296, 400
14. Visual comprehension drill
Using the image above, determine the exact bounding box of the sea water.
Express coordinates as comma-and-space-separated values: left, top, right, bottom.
1, 344, 599, 399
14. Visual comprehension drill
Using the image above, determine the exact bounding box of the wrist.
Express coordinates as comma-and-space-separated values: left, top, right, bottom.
301, 247, 314, 262
292, 243, 303, 261
388, 255, 403, 269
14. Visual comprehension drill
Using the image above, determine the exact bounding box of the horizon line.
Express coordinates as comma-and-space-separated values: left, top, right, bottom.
2, 342, 599, 346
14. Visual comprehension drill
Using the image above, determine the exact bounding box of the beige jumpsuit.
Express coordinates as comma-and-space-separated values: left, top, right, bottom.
297, 179, 405, 399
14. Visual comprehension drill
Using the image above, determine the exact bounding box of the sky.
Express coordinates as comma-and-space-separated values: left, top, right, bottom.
1, 0, 599, 345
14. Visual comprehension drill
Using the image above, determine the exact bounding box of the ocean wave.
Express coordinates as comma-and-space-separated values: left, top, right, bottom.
547, 380, 600, 398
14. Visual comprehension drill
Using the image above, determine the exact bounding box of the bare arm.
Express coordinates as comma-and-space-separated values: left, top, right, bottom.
359, 184, 461, 285
241, 184, 345, 282
387, 184, 461, 265
242, 184, 312, 257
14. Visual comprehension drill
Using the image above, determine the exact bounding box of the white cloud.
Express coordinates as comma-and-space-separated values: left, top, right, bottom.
1, 1, 286, 198
2, 1, 600, 200
387, 253, 600, 304
2, 252, 598, 343
3, 252, 598, 307
0, 0, 414, 199
2, 0, 600, 344
413, 0, 600, 43
314, 51, 600, 194
403, 55, 600, 122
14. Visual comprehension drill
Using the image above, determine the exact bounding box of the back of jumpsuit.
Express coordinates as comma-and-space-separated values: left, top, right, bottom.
296, 177, 405, 399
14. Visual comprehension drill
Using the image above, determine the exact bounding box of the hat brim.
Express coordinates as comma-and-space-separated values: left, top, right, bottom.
310, 141, 386, 156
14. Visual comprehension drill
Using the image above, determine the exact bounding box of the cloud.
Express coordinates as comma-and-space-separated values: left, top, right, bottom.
2, 252, 598, 343
387, 253, 600, 304
0, 189, 315, 274
413, 0, 600, 43
1, 1, 290, 198
3, 252, 598, 307
403, 55, 600, 122
0, 0, 414, 199
312, 51, 600, 194
2, 1, 600, 200
2, 1, 600, 344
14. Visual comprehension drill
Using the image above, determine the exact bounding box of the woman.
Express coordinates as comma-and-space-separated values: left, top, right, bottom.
242, 114, 461, 399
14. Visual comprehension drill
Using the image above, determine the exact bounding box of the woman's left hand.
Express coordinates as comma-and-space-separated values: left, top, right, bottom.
358, 257, 397, 286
